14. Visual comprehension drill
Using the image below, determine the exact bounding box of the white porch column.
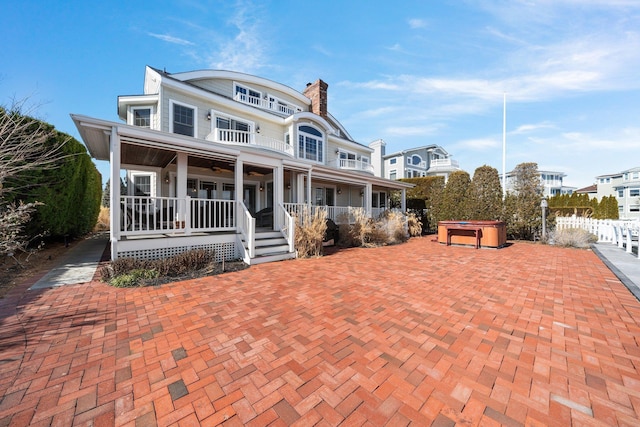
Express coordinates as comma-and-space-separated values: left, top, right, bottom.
176, 153, 188, 227
365, 183, 372, 217
401, 189, 407, 212
109, 126, 120, 260
274, 164, 284, 229
307, 169, 312, 208
296, 173, 305, 204
235, 158, 243, 227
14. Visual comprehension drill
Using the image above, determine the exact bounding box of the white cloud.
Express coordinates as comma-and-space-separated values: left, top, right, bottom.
147, 33, 194, 46
512, 122, 555, 134
385, 125, 440, 136
408, 18, 427, 29
455, 138, 501, 151
206, 1, 268, 74
312, 44, 333, 56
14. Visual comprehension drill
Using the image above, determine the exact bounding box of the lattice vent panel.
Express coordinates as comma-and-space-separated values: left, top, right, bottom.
118, 242, 237, 262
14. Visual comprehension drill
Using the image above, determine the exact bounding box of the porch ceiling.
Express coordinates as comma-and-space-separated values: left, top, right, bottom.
121, 144, 176, 168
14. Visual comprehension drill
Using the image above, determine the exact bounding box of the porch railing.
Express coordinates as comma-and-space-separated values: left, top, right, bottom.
277, 204, 295, 253
238, 202, 255, 260
120, 196, 235, 236
556, 217, 639, 258
206, 129, 294, 156
284, 203, 381, 225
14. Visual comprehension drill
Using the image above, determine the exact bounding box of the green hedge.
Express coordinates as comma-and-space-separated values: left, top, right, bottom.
8, 124, 102, 240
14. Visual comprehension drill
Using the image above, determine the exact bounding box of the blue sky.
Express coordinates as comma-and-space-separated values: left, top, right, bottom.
2, 0, 639, 189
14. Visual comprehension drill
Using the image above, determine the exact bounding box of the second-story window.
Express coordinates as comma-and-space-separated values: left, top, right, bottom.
411, 155, 422, 166
298, 125, 323, 163
172, 102, 195, 137
389, 158, 396, 165
133, 107, 151, 128
235, 84, 261, 105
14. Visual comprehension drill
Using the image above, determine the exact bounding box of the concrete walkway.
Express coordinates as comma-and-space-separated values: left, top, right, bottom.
592, 242, 640, 301
1, 238, 640, 425
28, 233, 109, 291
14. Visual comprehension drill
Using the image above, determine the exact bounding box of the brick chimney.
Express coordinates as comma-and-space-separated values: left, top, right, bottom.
303, 79, 328, 118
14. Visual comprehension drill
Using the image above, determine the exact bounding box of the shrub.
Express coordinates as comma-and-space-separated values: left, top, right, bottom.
101, 249, 217, 286
110, 269, 159, 288
376, 211, 408, 245
549, 228, 597, 249
406, 212, 422, 237
94, 206, 110, 232
344, 207, 375, 247
294, 207, 327, 258
341, 208, 408, 248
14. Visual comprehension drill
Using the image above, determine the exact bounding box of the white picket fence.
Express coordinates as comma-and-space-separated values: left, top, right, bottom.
555, 217, 640, 258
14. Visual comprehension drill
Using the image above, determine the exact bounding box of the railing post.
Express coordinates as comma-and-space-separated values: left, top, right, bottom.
185, 196, 192, 235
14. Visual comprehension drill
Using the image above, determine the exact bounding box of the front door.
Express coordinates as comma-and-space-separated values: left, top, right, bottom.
243, 185, 256, 214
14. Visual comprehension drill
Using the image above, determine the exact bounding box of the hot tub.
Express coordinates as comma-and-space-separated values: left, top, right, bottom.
437, 220, 507, 248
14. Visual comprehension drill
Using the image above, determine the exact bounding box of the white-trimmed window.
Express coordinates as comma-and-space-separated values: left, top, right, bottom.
131, 172, 153, 196
630, 189, 640, 197
618, 190, 624, 197
389, 170, 397, 180
298, 124, 324, 163
131, 107, 152, 128
372, 191, 387, 209
390, 158, 396, 165
170, 100, 196, 137
234, 83, 261, 105
267, 94, 302, 115
211, 110, 253, 144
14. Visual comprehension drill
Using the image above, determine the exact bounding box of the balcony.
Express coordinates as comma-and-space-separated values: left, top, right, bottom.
429, 158, 459, 170
335, 158, 374, 174
206, 128, 294, 156
233, 93, 302, 116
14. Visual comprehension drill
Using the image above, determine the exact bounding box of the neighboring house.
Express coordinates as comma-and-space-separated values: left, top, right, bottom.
596, 167, 640, 219
72, 66, 413, 265
370, 141, 460, 181
575, 184, 597, 197
505, 170, 575, 197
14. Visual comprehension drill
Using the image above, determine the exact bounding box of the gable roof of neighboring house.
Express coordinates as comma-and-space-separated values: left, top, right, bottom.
383, 144, 450, 159
576, 184, 597, 194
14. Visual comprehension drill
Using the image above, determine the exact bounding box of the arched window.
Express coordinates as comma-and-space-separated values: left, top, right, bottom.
298, 125, 324, 163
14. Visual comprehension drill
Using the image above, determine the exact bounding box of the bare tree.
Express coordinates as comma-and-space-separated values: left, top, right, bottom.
0, 99, 68, 260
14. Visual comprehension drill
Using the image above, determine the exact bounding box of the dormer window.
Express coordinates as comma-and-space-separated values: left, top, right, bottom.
298, 124, 324, 163
133, 107, 151, 128
235, 83, 261, 105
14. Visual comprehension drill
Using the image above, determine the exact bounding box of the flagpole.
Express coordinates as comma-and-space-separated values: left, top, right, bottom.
502, 92, 506, 199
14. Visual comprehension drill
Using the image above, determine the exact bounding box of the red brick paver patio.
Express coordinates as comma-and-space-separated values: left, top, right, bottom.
1, 238, 639, 426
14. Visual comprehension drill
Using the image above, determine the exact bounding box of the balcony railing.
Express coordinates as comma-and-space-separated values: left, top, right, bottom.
429, 158, 459, 169
206, 128, 294, 156
233, 93, 301, 116
335, 158, 374, 174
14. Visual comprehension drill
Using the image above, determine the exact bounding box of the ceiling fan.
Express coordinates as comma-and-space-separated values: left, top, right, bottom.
211, 165, 233, 174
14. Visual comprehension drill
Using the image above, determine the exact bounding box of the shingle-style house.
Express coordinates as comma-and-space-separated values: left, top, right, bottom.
505, 169, 575, 197
369, 141, 460, 182
72, 66, 412, 264
596, 167, 640, 219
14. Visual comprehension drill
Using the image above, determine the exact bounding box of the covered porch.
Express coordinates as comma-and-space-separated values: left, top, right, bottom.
73, 117, 410, 265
